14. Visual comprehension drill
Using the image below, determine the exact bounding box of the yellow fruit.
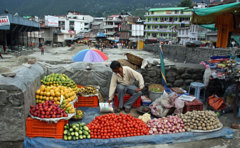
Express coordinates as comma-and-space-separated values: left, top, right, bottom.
36, 90, 41, 95
40, 85, 46, 91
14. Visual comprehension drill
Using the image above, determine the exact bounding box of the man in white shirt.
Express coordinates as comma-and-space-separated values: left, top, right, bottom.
108, 61, 144, 113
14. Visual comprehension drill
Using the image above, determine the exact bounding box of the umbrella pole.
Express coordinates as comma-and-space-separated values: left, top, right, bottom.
159, 44, 167, 87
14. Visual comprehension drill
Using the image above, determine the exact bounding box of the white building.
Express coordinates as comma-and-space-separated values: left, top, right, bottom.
177, 25, 199, 45
58, 11, 94, 35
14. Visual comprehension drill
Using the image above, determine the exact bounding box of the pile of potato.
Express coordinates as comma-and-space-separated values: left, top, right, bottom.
178, 110, 222, 131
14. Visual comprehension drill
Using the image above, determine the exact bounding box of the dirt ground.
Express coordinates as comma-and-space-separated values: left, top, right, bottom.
1, 45, 240, 147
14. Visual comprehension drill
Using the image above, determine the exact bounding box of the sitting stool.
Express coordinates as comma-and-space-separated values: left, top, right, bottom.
114, 93, 141, 108
188, 82, 206, 102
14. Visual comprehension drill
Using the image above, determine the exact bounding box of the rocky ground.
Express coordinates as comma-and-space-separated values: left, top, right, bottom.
0, 44, 240, 148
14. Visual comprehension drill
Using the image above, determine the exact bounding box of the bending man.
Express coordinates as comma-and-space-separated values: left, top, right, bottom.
108, 61, 144, 113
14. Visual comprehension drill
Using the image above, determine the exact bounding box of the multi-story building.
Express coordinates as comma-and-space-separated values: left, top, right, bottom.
144, 7, 192, 40
91, 17, 105, 33
104, 15, 122, 38
58, 11, 94, 35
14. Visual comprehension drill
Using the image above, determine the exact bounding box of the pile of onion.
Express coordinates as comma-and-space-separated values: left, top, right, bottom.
147, 116, 187, 135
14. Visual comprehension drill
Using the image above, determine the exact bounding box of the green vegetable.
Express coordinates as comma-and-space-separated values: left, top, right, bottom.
64, 130, 68, 135
78, 130, 83, 135
69, 128, 73, 132
68, 136, 72, 140
79, 135, 83, 140
83, 135, 86, 139
73, 136, 76, 141
80, 123, 86, 126
71, 132, 75, 136
83, 126, 89, 131
75, 132, 79, 137
83, 131, 89, 135
75, 127, 79, 131
87, 135, 91, 139
64, 135, 68, 140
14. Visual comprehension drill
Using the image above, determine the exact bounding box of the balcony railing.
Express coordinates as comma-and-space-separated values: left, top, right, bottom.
104, 25, 118, 28
144, 21, 190, 25
144, 13, 192, 17
144, 29, 175, 33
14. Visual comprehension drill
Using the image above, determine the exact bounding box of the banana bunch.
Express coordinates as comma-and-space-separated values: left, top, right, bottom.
79, 85, 98, 96
72, 86, 80, 94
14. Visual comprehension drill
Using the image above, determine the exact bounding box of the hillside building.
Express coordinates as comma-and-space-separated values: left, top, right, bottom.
144, 7, 192, 41
104, 15, 122, 38
58, 11, 94, 35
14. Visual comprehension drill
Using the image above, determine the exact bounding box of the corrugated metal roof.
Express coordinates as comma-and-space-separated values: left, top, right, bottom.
148, 7, 188, 11
0, 14, 40, 30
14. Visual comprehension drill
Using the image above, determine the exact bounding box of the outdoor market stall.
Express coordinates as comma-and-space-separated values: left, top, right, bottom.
191, 2, 240, 48
24, 50, 236, 147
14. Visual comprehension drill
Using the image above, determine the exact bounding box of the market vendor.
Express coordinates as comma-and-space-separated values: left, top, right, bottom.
108, 61, 144, 113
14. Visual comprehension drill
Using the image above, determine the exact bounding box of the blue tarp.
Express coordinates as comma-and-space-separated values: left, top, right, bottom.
24, 128, 234, 148
24, 107, 234, 148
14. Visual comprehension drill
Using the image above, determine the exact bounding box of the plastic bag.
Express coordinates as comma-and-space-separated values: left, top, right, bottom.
150, 91, 171, 117
203, 68, 211, 86
99, 103, 114, 113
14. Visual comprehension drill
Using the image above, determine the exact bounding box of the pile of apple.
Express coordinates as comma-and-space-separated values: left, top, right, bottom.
30, 100, 68, 118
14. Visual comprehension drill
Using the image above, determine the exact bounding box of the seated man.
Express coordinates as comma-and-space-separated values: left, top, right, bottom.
108, 61, 144, 113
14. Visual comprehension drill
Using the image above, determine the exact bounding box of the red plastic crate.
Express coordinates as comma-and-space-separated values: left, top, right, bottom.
114, 94, 141, 108
26, 117, 68, 139
74, 96, 99, 107
183, 98, 203, 113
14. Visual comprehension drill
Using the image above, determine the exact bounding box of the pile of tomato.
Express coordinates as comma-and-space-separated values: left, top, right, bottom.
87, 113, 150, 139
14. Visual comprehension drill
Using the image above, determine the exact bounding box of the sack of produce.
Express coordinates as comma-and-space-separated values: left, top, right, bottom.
99, 103, 114, 113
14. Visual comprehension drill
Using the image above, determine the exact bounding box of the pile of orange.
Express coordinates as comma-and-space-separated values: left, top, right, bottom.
36, 85, 76, 103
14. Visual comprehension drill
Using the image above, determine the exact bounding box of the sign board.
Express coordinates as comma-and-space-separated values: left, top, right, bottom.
131, 24, 144, 36
45, 15, 59, 27
0, 16, 10, 26
35, 16, 39, 22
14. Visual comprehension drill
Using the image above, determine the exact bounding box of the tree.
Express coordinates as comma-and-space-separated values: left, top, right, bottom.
178, 0, 193, 8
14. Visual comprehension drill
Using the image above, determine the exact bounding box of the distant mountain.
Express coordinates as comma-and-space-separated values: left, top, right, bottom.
0, 0, 205, 17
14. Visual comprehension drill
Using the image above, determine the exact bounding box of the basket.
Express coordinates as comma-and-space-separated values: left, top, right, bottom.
26, 117, 68, 139
114, 94, 141, 108
148, 84, 165, 102
125, 53, 143, 66
183, 98, 203, 113
74, 96, 99, 107
148, 84, 165, 92
118, 59, 137, 70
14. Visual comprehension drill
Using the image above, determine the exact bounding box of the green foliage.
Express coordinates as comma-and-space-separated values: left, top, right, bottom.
177, 0, 193, 8
1, 0, 203, 17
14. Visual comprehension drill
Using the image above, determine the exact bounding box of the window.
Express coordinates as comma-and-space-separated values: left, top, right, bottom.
152, 33, 157, 37
175, 10, 178, 14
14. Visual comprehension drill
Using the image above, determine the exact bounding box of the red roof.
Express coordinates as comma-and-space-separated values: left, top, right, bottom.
109, 15, 119, 18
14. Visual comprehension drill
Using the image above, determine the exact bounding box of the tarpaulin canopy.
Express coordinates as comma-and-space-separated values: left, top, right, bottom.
191, 2, 240, 24
200, 24, 217, 31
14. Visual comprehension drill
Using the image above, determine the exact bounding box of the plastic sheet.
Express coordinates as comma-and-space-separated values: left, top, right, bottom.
24, 128, 234, 148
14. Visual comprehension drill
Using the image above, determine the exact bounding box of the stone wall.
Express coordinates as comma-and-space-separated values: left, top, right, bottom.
139, 64, 205, 94
144, 44, 240, 64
